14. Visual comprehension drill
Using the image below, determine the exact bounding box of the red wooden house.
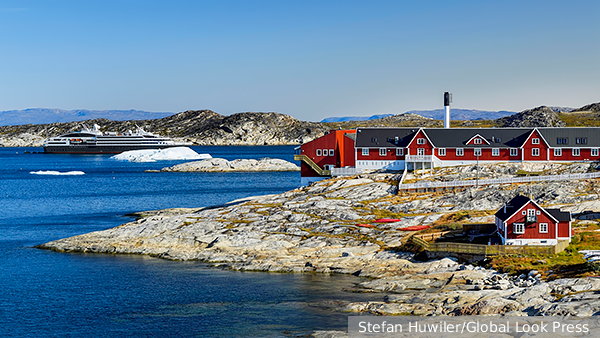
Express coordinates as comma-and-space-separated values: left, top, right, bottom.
296, 126, 600, 183
495, 195, 572, 246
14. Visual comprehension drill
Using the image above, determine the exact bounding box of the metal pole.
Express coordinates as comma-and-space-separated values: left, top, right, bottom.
476, 155, 479, 187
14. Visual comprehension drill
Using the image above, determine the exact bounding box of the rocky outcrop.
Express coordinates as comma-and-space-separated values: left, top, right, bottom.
573, 102, 600, 113
158, 158, 300, 172
34, 164, 600, 318
0, 133, 45, 147
496, 106, 565, 127
0, 110, 330, 146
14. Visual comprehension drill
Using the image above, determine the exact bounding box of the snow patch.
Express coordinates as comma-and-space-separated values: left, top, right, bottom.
30, 170, 85, 176
110, 147, 212, 162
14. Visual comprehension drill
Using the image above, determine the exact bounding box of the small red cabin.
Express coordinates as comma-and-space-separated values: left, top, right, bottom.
495, 195, 572, 246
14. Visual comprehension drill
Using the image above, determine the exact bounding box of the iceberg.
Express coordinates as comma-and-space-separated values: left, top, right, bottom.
30, 170, 85, 176
110, 147, 212, 163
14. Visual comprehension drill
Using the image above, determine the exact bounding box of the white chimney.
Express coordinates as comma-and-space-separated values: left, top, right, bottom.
444, 92, 452, 128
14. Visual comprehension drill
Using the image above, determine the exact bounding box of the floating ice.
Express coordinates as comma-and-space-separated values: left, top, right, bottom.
110, 147, 212, 163
30, 170, 85, 176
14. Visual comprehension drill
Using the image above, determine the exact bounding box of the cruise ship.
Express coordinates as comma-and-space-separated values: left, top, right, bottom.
43, 124, 192, 154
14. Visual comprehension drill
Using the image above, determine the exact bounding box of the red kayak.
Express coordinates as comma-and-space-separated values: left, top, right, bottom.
356, 224, 375, 228
373, 218, 402, 223
397, 225, 430, 231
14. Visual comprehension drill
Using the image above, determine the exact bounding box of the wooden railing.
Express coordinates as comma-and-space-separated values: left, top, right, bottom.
400, 172, 600, 190
294, 154, 331, 176
411, 237, 570, 255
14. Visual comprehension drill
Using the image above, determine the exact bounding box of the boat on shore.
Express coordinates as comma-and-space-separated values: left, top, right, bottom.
43, 124, 192, 154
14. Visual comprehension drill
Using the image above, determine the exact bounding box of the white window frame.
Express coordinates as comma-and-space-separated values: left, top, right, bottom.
491, 148, 500, 156
417, 148, 425, 156
528, 209, 536, 217
510, 148, 518, 156
532, 148, 540, 156
396, 148, 404, 156
361, 148, 369, 156
554, 148, 562, 156
474, 138, 482, 145
474, 148, 482, 157
379, 148, 387, 156
539, 223, 548, 233
532, 138, 540, 144
329, 149, 334, 156
438, 148, 446, 156
456, 148, 464, 156
573, 148, 580, 156
593, 148, 599, 157
513, 223, 525, 234
316, 149, 322, 156
417, 138, 426, 145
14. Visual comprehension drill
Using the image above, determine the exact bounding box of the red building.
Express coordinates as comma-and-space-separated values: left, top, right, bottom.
494, 195, 572, 246
296, 126, 600, 183
294, 129, 356, 185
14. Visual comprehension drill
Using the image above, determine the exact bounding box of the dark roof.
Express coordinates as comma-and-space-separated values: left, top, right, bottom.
353, 127, 600, 149
546, 208, 572, 222
495, 195, 531, 221
423, 128, 532, 148
355, 128, 417, 148
538, 128, 600, 147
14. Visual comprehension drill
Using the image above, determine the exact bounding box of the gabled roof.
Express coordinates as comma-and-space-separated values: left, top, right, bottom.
466, 134, 491, 145
355, 128, 417, 148
344, 133, 356, 141
495, 194, 562, 223
538, 128, 600, 147
495, 195, 531, 221
423, 128, 532, 148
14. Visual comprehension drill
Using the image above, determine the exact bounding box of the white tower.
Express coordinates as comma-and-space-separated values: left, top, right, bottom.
444, 92, 452, 128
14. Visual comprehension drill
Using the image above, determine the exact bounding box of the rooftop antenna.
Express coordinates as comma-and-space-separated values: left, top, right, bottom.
444, 92, 452, 128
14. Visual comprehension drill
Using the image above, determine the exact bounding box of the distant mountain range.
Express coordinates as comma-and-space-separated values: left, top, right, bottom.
321, 109, 517, 122
0, 108, 175, 126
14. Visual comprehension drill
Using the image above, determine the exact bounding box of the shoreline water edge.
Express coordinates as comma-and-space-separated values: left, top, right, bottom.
37, 162, 600, 337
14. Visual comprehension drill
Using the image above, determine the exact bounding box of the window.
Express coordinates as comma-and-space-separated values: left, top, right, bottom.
316, 149, 322, 156
362, 148, 369, 156
528, 209, 536, 217
492, 148, 500, 156
329, 149, 334, 156
532, 138, 540, 144
438, 148, 446, 156
592, 149, 599, 157
576, 137, 587, 144
417, 148, 425, 156
554, 148, 562, 157
539, 223, 548, 233
573, 148, 580, 156
522, 210, 526, 215
417, 138, 426, 145
379, 148, 387, 156
532, 148, 540, 156
474, 148, 482, 157
510, 148, 519, 156
557, 137, 568, 145
371, 137, 377, 142
396, 148, 404, 156
456, 148, 464, 156
474, 138, 482, 145
513, 223, 525, 234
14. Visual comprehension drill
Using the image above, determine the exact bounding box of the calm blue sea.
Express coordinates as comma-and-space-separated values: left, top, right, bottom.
0, 146, 371, 337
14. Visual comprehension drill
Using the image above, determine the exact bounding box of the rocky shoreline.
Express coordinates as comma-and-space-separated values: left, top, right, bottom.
154, 157, 300, 172
36, 163, 600, 338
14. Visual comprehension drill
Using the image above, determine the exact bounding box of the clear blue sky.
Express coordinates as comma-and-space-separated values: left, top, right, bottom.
1, 0, 599, 121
